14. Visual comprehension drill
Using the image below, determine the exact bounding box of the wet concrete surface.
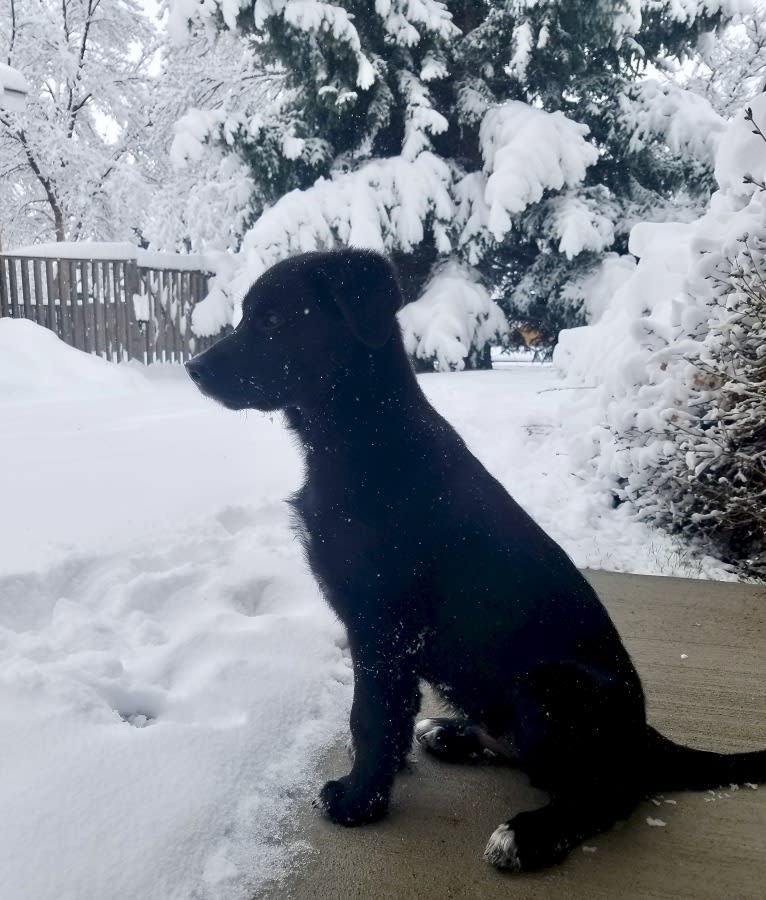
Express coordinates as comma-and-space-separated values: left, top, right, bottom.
276, 571, 766, 899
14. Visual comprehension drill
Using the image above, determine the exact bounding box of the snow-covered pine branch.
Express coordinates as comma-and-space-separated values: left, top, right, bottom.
191, 151, 455, 336
619, 79, 727, 166
477, 102, 600, 241
398, 261, 508, 371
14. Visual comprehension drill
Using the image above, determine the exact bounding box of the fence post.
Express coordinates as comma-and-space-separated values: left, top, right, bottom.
91, 260, 103, 357
20, 258, 32, 318
124, 260, 143, 362
0, 257, 9, 317
33, 259, 45, 325
69, 258, 84, 350
45, 260, 57, 332
114, 261, 127, 361
7, 258, 19, 316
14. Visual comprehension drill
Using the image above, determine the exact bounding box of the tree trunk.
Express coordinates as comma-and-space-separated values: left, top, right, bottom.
54, 207, 65, 242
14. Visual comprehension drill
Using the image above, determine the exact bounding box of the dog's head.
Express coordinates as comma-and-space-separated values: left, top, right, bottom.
185, 249, 403, 411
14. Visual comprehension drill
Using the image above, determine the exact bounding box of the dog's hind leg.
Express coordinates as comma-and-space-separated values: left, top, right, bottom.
484, 661, 645, 872
415, 717, 485, 761
415, 717, 517, 762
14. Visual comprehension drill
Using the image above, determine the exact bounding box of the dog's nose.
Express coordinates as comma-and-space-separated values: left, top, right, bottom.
185, 357, 206, 385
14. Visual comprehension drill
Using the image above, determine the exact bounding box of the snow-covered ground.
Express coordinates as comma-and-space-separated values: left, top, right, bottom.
0, 320, 729, 900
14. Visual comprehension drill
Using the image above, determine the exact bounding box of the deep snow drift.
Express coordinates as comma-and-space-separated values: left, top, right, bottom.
0, 321, 730, 900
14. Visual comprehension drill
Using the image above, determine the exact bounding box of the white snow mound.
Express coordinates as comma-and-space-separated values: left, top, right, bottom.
0, 319, 147, 400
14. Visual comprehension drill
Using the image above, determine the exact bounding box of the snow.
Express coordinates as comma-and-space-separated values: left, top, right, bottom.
252, 0, 376, 89
550, 194, 616, 260
191, 152, 454, 336
0, 320, 731, 900
398, 261, 508, 370
660, 0, 753, 22
560, 252, 637, 323
0, 63, 28, 112
552, 93, 766, 539
0, 319, 147, 401
621, 79, 727, 165
0, 321, 348, 900
375, 0, 459, 44
6, 242, 210, 272
398, 70, 449, 160
714, 100, 766, 195
479, 102, 599, 240
507, 21, 534, 81
0, 62, 28, 95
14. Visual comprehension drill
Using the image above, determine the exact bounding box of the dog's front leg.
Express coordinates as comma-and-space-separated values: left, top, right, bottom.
320, 644, 420, 826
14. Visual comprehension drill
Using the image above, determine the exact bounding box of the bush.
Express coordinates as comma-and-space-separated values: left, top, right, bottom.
639, 242, 766, 577
555, 97, 766, 579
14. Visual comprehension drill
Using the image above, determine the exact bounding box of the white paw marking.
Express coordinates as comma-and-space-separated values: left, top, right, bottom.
414, 719, 440, 740
416, 726, 445, 751
484, 824, 521, 871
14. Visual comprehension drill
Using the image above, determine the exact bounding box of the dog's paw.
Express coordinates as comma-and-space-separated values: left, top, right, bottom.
415, 717, 482, 762
484, 823, 521, 871
415, 722, 450, 753
316, 778, 388, 827
484, 813, 571, 872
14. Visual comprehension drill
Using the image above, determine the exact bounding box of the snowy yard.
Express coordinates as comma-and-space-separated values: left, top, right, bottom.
3, 0, 765, 894
0, 319, 731, 900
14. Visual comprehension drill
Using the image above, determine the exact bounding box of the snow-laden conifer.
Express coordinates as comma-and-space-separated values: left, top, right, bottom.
172, 0, 745, 367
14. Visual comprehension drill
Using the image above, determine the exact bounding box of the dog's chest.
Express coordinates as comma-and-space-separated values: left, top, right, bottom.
291, 481, 422, 608
292, 484, 369, 569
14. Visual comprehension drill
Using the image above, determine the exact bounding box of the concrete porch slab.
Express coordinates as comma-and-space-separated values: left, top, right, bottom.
278, 571, 766, 900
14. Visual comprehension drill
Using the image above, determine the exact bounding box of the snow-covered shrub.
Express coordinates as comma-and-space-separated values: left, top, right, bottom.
556, 94, 766, 578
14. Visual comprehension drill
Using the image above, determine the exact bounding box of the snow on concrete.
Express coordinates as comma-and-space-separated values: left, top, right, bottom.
0, 320, 728, 900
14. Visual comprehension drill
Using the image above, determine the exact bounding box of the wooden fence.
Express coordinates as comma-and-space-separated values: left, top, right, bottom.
0, 253, 223, 363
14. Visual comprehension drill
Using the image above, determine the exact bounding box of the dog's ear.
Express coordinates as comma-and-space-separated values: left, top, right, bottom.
312, 250, 403, 348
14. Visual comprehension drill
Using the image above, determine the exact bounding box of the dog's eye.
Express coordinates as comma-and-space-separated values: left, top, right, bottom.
261, 311, 283, 331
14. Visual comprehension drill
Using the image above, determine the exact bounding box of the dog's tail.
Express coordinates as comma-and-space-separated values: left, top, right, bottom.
646, 725, 766, 791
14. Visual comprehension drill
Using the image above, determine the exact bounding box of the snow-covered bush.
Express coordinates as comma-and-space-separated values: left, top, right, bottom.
556, 94, 766, 578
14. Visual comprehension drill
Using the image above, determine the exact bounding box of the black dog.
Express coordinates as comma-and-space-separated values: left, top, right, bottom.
186, 249, 766, 871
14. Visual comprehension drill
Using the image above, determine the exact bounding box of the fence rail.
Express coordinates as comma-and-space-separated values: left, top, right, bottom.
0, 254, 222, 362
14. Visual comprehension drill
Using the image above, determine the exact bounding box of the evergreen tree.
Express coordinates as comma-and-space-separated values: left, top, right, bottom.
173, 0, 740, 367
